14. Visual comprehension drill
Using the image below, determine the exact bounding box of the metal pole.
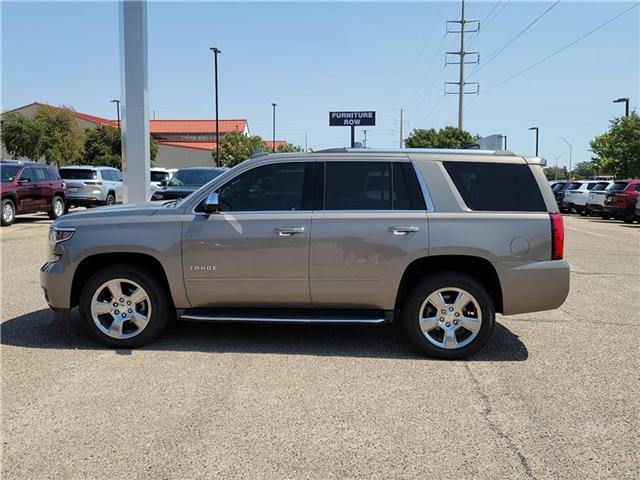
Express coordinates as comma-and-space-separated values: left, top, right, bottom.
503, 135, 507, 150
559, 137, 572, 180
210, 47, 221, 165
363, 129, 368, 148
111, 100, 121, 131
613, 97, 630, 117
457, 0, 465, 130
399, 108, 404, 147
350, 126, 355, 148
120, 0, 150, 203
271, 103, 277, 152
529, 127, 539, 156
305, 130, 308, 152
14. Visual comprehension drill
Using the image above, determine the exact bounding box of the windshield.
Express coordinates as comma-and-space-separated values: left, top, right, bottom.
168, 168, 224, 187
150, 171, 168, 182
606, 182, 628, 192
60, 169, 96, 180
552, 182, 566, 192
1, 165, 21, 182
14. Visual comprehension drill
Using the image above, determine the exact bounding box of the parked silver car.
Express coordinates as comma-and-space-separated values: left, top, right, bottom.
59, 166, 123, 208
41, 148, 570, 359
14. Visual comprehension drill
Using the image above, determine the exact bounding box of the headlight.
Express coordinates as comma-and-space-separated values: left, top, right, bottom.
49, 226, 75, 244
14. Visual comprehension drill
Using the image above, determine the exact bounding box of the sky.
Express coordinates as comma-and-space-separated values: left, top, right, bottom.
2, 1, 639, 169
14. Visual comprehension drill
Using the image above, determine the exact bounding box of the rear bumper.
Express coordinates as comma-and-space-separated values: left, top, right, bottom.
66, 197, 105, 207
498, 260, 570, 316
603, 205, 635, 217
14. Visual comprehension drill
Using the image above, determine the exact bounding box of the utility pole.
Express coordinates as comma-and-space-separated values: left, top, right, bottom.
399, 108, 404, 147
362, 129, 369, 148
210, 47, 221, 165
305, 130, 308, 152
445, 0, 479, 131
559, 137, 572, 180
271, 103, 277, 152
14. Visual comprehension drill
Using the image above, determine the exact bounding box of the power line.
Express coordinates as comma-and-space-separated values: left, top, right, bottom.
408, 63, 447, 123
482, 2, 639, 95
406, 31, 449, 112
467, 1, 560, 79
466, 0, 503, 48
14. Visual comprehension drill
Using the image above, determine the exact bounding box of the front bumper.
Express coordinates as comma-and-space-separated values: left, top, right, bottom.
499, 260, 570, 316
40, 260, 73, 309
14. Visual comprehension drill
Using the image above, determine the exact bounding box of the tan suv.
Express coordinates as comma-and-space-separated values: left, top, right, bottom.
40, 148, 569, 359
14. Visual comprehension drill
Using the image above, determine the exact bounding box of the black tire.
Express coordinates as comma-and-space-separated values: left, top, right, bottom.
623, 217, 633, 224
106, 192, 116, 205
79, 264, 172, 348
48, 196, 65, 220
1, 199, 16, 226
601, 214, 610, 220
401, 272, 495, 360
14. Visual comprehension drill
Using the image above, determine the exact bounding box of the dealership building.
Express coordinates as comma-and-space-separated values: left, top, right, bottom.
1, 102, 287, 168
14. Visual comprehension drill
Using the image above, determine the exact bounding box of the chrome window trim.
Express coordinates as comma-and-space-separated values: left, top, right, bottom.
411, 160, 435, 212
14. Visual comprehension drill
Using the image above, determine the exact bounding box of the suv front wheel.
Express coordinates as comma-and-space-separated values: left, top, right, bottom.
48, 196, 65, 220
79, 265, 171, 348
1, 199, 15, 226
402, 273, 495, 359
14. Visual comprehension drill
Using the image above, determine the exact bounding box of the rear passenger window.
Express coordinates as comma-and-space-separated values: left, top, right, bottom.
33, 168, 48, 181
325, 162, 390, 210
393, 163, 426, 210
444, 162, 546, 212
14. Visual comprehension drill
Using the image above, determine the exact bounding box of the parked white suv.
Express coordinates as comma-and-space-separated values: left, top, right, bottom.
59, 166, 123, 208
585, 181, 612, 216
562, 180, 601, 215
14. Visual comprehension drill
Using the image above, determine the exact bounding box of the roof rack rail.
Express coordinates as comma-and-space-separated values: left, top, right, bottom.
314, 147, 516, 156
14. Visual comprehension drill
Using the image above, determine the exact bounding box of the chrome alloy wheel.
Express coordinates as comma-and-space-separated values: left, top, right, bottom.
53, 198, 64, 217
90, 279, 152, 339
418, 287, 483, 350
2, 202, 14, 224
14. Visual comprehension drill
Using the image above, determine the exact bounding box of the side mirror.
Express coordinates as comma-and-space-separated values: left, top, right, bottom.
159, 179, 168, 187
18, 177, 31, 184
202, 192, 221, 214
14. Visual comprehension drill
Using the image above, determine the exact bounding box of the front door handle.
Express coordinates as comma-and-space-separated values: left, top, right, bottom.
274, 227, 305, 237
388, 225, 420, 235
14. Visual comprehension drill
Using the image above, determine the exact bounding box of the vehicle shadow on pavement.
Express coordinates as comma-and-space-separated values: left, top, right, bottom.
1, 309, 528, 361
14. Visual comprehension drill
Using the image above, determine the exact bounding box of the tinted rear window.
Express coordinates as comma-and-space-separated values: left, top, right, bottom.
60, 169, 96, 180
586, 183, 600, 190
150, 171, 168, 182
567, 182, 582, 190
443, 162, 546, 212
606, 182, 628, 192
591, 182, 609, 191
325, 162, 391, 210
1, 165, 21, 182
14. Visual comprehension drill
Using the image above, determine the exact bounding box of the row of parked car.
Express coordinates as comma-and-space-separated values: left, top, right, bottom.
550, 178, 640, 223
0, 160, 227, 226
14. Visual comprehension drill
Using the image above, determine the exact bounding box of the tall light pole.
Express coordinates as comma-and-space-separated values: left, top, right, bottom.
362, 129, 369, 148
551, 153, 564, 180
613, 97, 630, 117
110, 99, 121, 131
210, 47, 221, 165
271, 103, 277, 152
559, 137, 573, 180
528, 126, 539, 156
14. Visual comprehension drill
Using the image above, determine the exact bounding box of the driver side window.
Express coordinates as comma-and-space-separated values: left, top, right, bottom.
218, 162, 310, 212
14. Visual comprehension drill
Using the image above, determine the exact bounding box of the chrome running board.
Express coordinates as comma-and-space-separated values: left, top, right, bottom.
178, 309, 392, 324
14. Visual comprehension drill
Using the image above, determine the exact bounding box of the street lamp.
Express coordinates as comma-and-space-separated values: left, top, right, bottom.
558, 137, 573, 180
613, 97, 630, 117
271, 103, 277, 153
210, 47, 221, 165
528, 126, 539, 156
110, 99, 121, 131
551, 153, 564, 180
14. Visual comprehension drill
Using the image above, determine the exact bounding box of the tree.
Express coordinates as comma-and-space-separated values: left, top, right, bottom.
590, 112, 640, 178
1, 112, 45, 159
276, 143, 303, 153
543, 166, 569, 181
572, 161, 596, 179
81, 125, 157, 168
217, 131, 268, 167
33, 105, 85, 166
82, 125, 121, 167
405, 126, 478, 149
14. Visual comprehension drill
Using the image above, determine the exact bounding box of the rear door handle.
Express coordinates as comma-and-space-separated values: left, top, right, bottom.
388, 226, 419, 235
274, 227, 305, 237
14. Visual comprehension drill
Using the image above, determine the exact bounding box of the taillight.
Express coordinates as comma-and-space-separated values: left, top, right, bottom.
550, 213, 564, 260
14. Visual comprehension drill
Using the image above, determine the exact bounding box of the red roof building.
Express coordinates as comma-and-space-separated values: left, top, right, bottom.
1, 102, 288, 168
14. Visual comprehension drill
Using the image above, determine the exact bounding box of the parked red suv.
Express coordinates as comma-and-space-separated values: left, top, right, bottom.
1, 160, 67, 226
602, 179, 640, 223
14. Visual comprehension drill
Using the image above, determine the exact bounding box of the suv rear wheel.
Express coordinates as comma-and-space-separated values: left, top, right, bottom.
106, 192, 116, 205
79, 265, 171, 348
1, 199, 15, 226
401, 273, 495, 359
48, 196, 65, 220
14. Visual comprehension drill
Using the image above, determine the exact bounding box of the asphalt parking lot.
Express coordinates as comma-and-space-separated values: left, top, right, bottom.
1, 213, 638, 480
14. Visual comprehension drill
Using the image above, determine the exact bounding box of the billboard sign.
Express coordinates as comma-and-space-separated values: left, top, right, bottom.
329, 111, 376, 127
